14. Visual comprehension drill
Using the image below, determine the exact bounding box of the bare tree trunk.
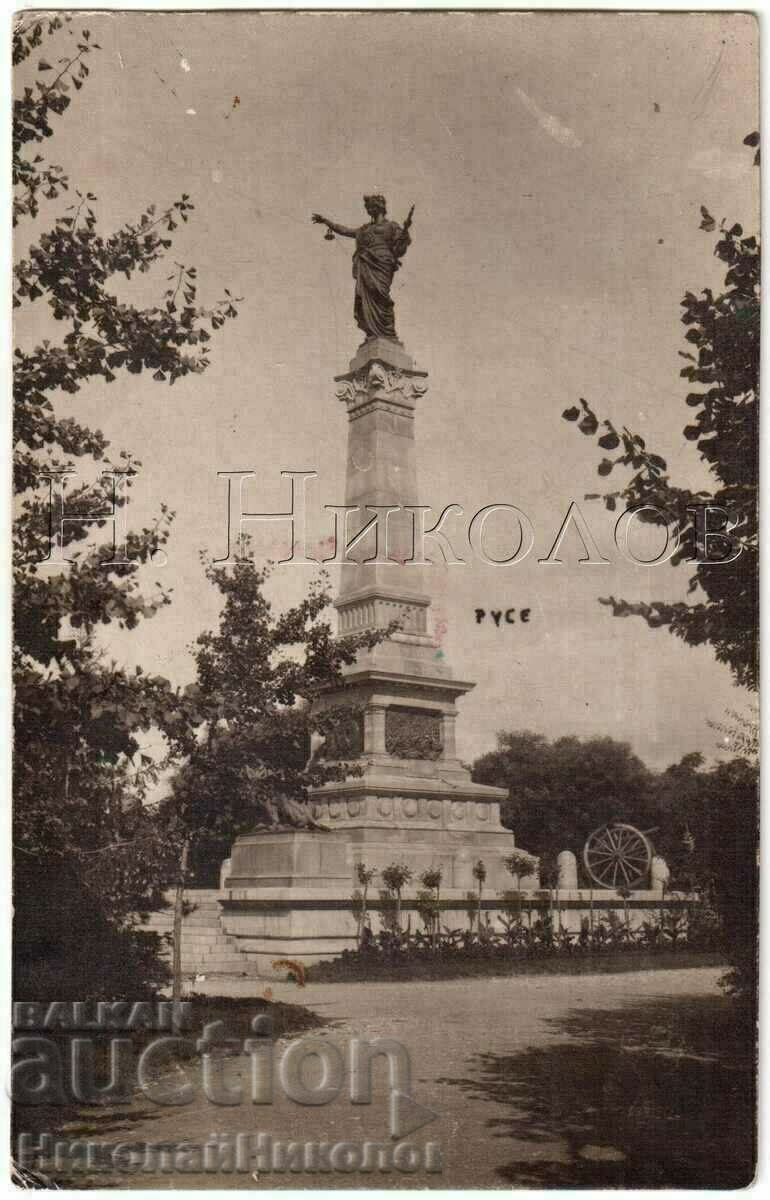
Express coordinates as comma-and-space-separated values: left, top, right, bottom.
476, 879, 483, 932
172, 838, 190, 1016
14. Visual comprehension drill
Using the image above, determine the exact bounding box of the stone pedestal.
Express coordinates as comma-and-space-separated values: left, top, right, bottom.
557, 850, 578, 890
222, 338, 538, 974
651, 854, 671, 896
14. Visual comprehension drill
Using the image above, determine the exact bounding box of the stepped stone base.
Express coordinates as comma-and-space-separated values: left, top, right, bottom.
220, 780, 540, 975
140, 889, 260, 978
138, 883, 686, 981
217, 880, 683, 979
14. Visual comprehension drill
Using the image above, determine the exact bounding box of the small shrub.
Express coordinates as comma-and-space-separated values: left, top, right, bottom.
378, 888, 398, 933
381, 862, 413, 932
415, 888, 440, 933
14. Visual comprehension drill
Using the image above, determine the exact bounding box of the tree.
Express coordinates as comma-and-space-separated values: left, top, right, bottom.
13, 18, 237, 998
561, 135, 759, 996
381, 864, 413, 934
503, 850, 539, 909
354, 863, 377, 948
473, 730, 657, 872
419, 867, 442, 948
562, 133, 759, 691
471, 859, 487, 931
163, 556, 388, 1001
649, 751, 707, 882
652, 721, 758, 998
700, 755, 757, 998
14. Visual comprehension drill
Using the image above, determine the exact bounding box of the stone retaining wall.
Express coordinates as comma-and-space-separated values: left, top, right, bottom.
140, 889, 259, 978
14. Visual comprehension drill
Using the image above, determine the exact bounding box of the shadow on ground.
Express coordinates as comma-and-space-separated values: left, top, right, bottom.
440, 991, 755, 1188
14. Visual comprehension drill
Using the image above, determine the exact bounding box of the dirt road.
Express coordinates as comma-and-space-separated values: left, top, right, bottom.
32, 965, 753, 1188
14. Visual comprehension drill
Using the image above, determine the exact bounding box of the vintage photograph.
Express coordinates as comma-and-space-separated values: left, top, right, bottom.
11, 9, 758, 1188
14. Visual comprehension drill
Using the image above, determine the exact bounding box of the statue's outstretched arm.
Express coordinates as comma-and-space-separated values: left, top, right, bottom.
328, 221, 357, 238
312, 213, 357, 238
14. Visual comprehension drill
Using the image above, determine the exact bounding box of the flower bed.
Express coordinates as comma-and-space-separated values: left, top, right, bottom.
306, 910, 724, 983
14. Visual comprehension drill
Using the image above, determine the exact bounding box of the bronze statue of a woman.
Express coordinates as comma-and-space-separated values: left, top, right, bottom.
312, 195, 414, 343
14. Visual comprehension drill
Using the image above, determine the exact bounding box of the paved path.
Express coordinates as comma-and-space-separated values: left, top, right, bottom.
48, 966, 730, 1188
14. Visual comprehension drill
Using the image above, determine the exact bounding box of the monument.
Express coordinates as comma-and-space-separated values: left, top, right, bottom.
219, 196, 539, 972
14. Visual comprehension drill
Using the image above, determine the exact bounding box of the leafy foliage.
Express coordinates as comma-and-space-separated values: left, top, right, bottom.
356, 862, 378, 888
648, 723, 758, 998
13, 20, 237, 998
381, 863, 414, 895
504, 849, 539, 887
377, 862, 414, 932
420, 866, 443, 893
562, 134, 759, 690
472, 859, 487, 885
13, 15, 94, 225
473, 730, 658, 872
308, 903, 719, 981
166, 556, 389, 880
474, 720, 757, 996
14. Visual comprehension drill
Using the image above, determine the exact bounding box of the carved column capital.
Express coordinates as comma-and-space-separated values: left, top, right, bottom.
335, 361, 428, 418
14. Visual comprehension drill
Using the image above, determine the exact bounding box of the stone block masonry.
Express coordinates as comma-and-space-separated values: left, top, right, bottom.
140, 890, 260, 978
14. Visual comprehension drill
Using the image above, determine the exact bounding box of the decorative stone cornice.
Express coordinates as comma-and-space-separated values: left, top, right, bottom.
335, 360, 428, 419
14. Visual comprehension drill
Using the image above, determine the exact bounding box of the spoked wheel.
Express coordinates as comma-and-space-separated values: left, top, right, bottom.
582, 822, 653, 889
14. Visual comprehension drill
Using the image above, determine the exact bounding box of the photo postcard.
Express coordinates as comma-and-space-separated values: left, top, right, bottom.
11, 8, 759, 1189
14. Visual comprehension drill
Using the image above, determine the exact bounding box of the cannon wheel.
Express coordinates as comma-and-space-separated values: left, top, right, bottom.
582, 822, 653, 889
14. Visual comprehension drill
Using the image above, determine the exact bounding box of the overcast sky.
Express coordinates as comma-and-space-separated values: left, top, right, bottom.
16, 11, 758, 769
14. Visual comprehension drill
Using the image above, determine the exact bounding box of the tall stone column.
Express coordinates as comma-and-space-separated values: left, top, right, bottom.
333, 339, 439, 673
313, 336, 511, 802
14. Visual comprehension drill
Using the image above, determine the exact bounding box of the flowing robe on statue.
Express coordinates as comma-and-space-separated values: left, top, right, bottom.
352, 219, 411, 341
